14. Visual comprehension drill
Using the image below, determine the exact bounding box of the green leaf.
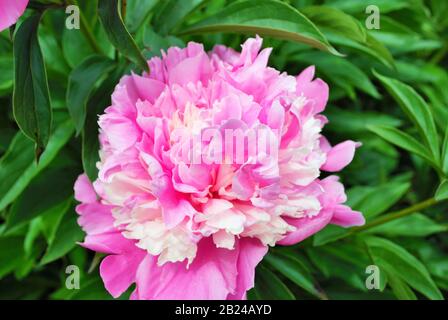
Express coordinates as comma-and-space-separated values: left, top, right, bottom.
421, 85, 448, 132
373, 71, 440, 161
0, 133, 34, 205
98, 0, 148, 71
152, 0, 205, 35
67, 55, 115, 134
40, 197, 73, 245
125, 0, 159, 33
325, 107, 402, 133
323, 29, 394, 68
0, 236, 25, 279
375, 35, 442, 56
410, 239, 448, 286
313, 178, 411, 245
367, 125, 436, 166
39, 24, 70, 77
435, 179, 448, 201
142, 27, 185, 58
312, 225, 349, 246
13, 14, 52, 155
180, 0, 340, 56
0, 57, 13, 95
386, 271, 417, 300
81, 66, 123, 181
369, 18, 442, 55
366, 213, 447, 237
355, 181, 411, 220
292, 51, 379, 98
250, 265, 295, 300
265, 251, 324, 298
51, 274, 114, 300
40, 206, 83, 265
5, 167, 79, 231
0, 120, 75, 211
442, 127, 448, 174
302, 6, 366, 43
82, 114, 100, 182
325, 0, 409, 14
24, 219, 42, 258
61, 27, 95, 70
365, 236, 443, 300
61, 21, 113, 69
306, 243, 373, 291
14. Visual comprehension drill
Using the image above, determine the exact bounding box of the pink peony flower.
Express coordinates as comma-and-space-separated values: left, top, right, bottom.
0, 0, 29, 32
74, 36, 364, 300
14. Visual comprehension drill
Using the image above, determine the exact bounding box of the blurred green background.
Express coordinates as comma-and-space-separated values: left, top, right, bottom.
0, 0, 447, 300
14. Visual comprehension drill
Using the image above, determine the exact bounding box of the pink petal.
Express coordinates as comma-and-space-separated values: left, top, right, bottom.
100, 250, 145, 298
296, 66, 329, 114
0, 0, 29, 32
131, 74, 165, 104
319, 175, 347, 207
267, 100, 285, 130
76, 203, 115, 235
135, 238, 239, 299
227, 238, 267, 300
321, 140, 359, 172
331, 205, 365, 227
169, 52, 212, 86
238, 35, 263, 67
74, 174, 97, 203
150, 175, 196, 228
80, 232, 135, 255
277, 209, 333, 245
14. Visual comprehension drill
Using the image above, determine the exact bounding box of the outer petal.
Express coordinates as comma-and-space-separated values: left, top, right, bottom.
0, 0, 29, 32
321, 140, 359, 172
74, 174, 97, 203
331, 204, 365, 227
81, 232, 134, 255
277, 209, 333, 245
100, 250, 146, 298
228, 238, 268, 300
135, 237, 239, 300
76, 203, 115, 235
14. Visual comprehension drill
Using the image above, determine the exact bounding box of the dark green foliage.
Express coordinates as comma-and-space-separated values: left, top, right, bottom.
0, 0, 447, 300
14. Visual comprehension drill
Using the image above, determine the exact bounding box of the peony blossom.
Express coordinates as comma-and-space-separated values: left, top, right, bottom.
74, 36, 364, 300
0, 0, 29, 32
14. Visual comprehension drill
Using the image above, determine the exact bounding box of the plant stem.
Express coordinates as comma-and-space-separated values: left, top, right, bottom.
121, 0, 127, 19
350, 197, 438, 234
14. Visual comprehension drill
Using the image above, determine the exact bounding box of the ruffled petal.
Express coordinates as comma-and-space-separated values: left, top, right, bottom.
296, 66, 329, 114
